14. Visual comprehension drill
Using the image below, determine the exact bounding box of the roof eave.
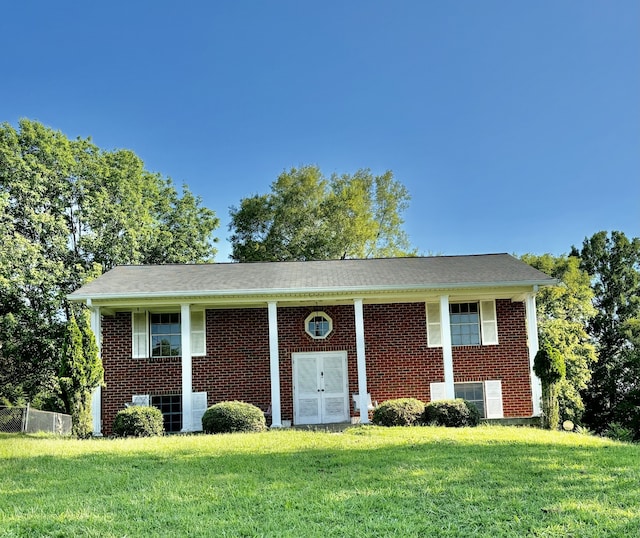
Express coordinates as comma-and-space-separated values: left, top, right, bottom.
68, 278, 557, 303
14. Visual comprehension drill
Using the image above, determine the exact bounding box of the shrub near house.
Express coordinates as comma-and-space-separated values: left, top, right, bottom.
202, 401, 267, 434
372, 398, 425, 426
113, 406, 164, 437
423, 399, 481, 427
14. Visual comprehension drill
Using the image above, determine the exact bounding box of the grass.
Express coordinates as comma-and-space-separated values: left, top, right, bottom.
0, 426, 638, 537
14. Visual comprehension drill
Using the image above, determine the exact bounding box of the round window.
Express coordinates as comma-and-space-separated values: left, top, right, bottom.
305, 311, 333, 339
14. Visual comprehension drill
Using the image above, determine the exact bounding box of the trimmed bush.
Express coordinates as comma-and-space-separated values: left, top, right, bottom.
202, 401, 266, 434
112, 406, 164, 437
372, 398, 425, 427
423, 399, 481, 427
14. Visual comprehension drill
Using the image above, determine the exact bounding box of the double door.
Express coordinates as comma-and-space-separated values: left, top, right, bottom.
293, 352, 349, 425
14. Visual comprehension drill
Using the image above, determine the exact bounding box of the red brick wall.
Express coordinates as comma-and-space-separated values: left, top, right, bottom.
99, 299, 533, 433
451, 300, 533, 416
101, 311, 182, 436
193, 309, 271, 411
363, 303, 444, 404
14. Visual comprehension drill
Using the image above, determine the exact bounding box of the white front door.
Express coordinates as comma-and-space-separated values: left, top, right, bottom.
293, 352, 349, 425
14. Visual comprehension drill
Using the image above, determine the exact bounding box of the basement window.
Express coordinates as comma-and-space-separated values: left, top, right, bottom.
454, 382, 485, 418
151, 394, 182, 433
305, 311, 333, 339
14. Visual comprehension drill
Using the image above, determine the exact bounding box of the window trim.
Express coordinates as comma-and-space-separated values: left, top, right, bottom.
304, 311, 333, 340
429, 380, 504, 419
131, 309, 206, 359
425, 299, 498, 347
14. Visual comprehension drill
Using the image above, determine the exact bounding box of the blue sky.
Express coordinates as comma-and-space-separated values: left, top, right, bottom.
2, 1, 638, 261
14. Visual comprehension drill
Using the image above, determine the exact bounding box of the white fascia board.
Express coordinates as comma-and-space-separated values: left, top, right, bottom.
67, 278, 556, 305
71, 284, 559, 321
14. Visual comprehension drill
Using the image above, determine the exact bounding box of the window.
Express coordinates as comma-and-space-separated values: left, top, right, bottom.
151, 313, 181, 357
450, 303, 480, 346
430, 380, 504, 419
151, 394, 182, 433
305, 311, 333, 339
131, 310, 206, 359
455, 382, 485, 418
425, 300, 498, 347
133, 392, 207, 433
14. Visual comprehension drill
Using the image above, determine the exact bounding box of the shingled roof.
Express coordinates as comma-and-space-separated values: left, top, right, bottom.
69, 254, 555, 302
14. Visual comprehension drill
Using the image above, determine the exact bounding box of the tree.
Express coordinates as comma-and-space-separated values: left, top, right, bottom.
229, 165, 413, 262
0, 119, 220, 404
0, 121, 72, 403
59, 310, 103, 438
572, 231, 640, 433
534, 343, 566, 430
614, 318, 640, 439
70, 147, 219, 272
521, 254, 597, 423
59, 310, 104, 439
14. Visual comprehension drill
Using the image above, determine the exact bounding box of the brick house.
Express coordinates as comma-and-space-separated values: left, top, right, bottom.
68, 254, 555, 435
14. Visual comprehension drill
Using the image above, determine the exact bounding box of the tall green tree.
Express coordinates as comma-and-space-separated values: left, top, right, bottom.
614, 318, 640, 439
572, 231, 640, 433
59, 310, 103, 438
521, 254, 597, 422
0, 119, 220, 404
229, 165, 413, 262
0, 122, 72, 402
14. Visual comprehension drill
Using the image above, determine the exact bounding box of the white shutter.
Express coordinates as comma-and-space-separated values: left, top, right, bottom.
426, 303, 442, 347
190, 310, 206, 356
132, 312, 148, 358
480, 300, 498, 345
191, 392, 208, 431
430, 382, 447, 402
484, 380, 504, 418
132, 394, 150, 406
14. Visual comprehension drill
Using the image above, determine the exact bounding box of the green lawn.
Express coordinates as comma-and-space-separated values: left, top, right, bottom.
1, 426, 638, 537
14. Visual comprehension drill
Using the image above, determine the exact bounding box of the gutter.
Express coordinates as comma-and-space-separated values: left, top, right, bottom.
68, 278, 558, 303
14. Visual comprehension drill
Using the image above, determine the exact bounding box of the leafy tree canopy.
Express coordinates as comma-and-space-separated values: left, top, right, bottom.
521, 253, 597, 422
229, 165, 414, 262
0, 119, 219, 403
572, 231, 640, 433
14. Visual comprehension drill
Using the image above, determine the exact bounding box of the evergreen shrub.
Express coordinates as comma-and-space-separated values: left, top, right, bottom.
604, 422, 635, 443
202, 401, 266, 434
371, 398, 425, 426
534, 344, 566, 430
423, 399, 481, 427
112, 406, 164, 437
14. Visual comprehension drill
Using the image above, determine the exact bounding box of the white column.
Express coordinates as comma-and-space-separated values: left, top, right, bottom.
525, 292, 542, 416
268, 301, 282, 428
354, 298, 369, 424
440, 295, 455, 399
89, 306, 103, 436
181, 304, 193, 432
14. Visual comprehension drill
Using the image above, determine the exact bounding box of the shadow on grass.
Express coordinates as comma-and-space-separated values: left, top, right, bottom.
1, 431, 639, 537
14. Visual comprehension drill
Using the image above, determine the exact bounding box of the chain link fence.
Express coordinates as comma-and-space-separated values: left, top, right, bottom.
0, 406, 72, 435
